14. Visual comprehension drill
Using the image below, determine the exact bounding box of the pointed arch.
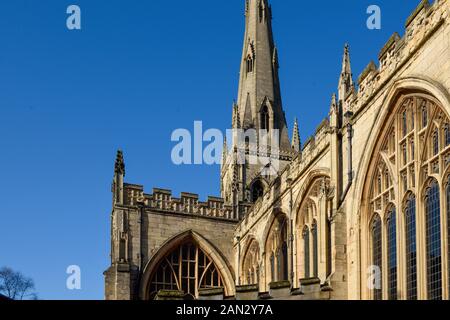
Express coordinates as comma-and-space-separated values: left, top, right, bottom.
139, 230, 235, 300
249, 178, 266, 203
263, 211, 288, 284
355, 77, 450, 300
241, 237, 261, 285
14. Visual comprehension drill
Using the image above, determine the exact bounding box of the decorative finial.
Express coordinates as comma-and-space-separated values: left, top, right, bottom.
114, 150, 125, 176
292, 118, 301, 152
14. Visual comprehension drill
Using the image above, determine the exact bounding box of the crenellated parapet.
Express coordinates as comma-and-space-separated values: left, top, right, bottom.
122, 184, 240, 221
351, 0, 448, 117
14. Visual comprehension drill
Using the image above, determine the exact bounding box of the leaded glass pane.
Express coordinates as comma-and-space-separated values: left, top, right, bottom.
426, 181, 442, 300
405, 197, 417, 300
372, 215, 382, 300
387, 208, 397, 300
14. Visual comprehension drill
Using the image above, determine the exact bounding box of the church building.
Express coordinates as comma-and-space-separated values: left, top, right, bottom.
104, 0, 450, 300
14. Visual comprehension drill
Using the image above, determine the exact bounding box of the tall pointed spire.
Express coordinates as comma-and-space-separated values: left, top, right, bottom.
338, 44, 354, 100
292, 118, 301, 152
235, 0, 290, 149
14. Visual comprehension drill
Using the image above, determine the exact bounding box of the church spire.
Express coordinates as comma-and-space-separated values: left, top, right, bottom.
338, 44, 354, 100
292, 118, 301, 152
235, 0, 290, 149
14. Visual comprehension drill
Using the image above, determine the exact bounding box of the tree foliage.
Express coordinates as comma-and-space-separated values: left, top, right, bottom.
0, 267, 38, 300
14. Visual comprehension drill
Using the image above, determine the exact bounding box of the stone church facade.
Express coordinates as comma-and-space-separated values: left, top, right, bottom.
104, 0, 450, 300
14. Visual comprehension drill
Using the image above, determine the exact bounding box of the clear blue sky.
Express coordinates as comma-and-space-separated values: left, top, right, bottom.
0, 0, 421, 300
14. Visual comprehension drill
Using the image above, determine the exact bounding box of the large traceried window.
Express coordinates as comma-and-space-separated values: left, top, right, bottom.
372, 214, 383, 300
425, 180, 442, 300
365, 94, 449, 300
387, 207, 397, 300
149, 241, 223, 298
405, 196, 418, 300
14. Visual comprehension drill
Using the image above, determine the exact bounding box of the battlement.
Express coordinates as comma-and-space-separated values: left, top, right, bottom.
122, 183, 239, 221
351, 0, 448, 116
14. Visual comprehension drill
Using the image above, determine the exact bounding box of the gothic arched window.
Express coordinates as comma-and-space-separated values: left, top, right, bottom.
303, 226, 310, 278
422, 105, 428, 128
246, 55, 254, 73
365, 95, 449, 300
425, 180, 442, 300
372, 214, 382, 300
432, 130, 439, 156
261, 106, 270, 131
387, 208, 397, 300
405, 196, 417, 300
149, 241, 223, 298
312, 221, 318, 278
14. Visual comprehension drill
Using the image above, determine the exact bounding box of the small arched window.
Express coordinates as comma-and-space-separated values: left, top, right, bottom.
433, 130, 439, 156
260, 106, 270, 130
385, 170, 390, 189
246, 55, 254, 73
422, 105, 428, 128
377, 175, 382, 194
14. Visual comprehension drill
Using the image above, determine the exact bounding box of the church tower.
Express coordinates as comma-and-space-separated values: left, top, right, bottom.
221, 0, 295, 209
